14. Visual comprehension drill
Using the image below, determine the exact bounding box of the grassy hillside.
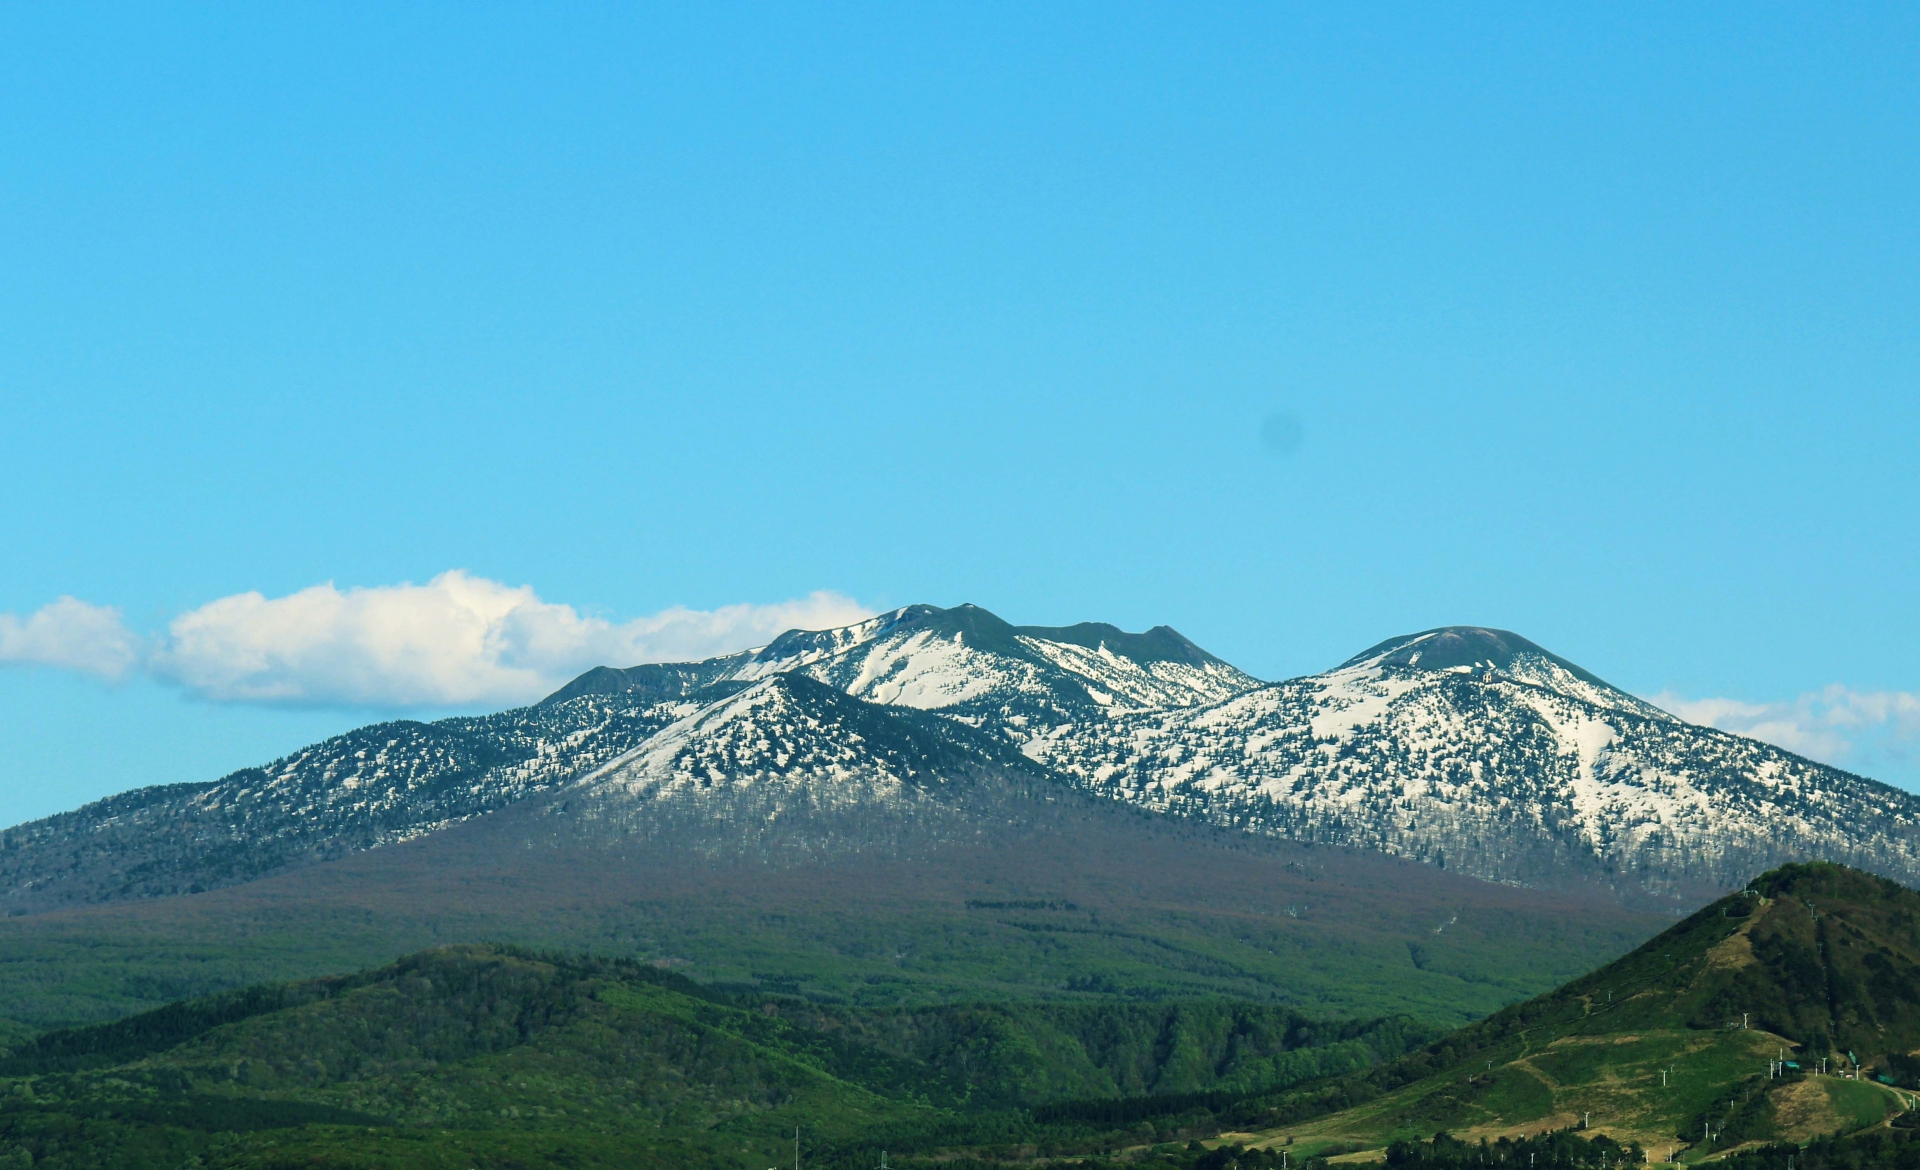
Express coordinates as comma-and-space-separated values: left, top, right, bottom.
0, 944, 1437, 1170
1208, 864, 1920, 1161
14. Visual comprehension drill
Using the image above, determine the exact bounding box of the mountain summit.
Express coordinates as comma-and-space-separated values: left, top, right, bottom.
542, 603, 1255, 718
1344, 625, 1619, 685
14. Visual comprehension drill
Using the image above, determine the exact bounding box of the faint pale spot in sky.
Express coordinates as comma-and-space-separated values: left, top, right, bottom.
1260, 411, 1304, 456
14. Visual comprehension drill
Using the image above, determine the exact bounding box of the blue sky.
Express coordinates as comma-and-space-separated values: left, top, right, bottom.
2, 4, 1917, 824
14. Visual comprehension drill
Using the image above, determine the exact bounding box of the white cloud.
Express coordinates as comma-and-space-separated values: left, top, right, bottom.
1650, 685, 1920, 777
0, 597, 143, 679
2, 573, 874, 708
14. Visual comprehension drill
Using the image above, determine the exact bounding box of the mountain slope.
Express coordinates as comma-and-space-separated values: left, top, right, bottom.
0, 692, 713, 913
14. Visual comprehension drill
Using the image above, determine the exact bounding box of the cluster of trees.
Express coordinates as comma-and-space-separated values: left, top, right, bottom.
821, 1142, 1309, 1170
1385, 1129, 1645, 1170
1682, 1072, 1784, 1149
1878, 1054, 1920, 1091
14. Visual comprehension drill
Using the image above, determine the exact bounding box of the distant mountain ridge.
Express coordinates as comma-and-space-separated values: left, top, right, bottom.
3, 605, 1917, 917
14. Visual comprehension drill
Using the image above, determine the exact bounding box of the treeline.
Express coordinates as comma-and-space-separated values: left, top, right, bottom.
1387, 1130, 1646, 1169
1717, 1127, 1920, 1170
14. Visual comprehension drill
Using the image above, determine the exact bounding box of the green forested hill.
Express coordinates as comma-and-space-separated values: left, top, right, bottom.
0, 944, 1435, 1169
1210, 863, 1920, 1160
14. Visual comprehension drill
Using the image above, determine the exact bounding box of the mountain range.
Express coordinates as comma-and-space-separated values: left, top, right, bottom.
6, 603, 1915, 917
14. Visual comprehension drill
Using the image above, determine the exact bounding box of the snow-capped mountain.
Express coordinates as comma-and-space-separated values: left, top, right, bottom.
0, 604, 1242, 913
1027, 627, 1920, 907
3, 608, 1917, 915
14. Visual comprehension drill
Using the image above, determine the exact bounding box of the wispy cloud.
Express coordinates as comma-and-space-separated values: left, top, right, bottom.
0, 573, 874, 708
1650, 685, 1920, 779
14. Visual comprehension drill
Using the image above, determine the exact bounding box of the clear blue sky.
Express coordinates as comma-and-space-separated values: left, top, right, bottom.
3, 4, 1917, 824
